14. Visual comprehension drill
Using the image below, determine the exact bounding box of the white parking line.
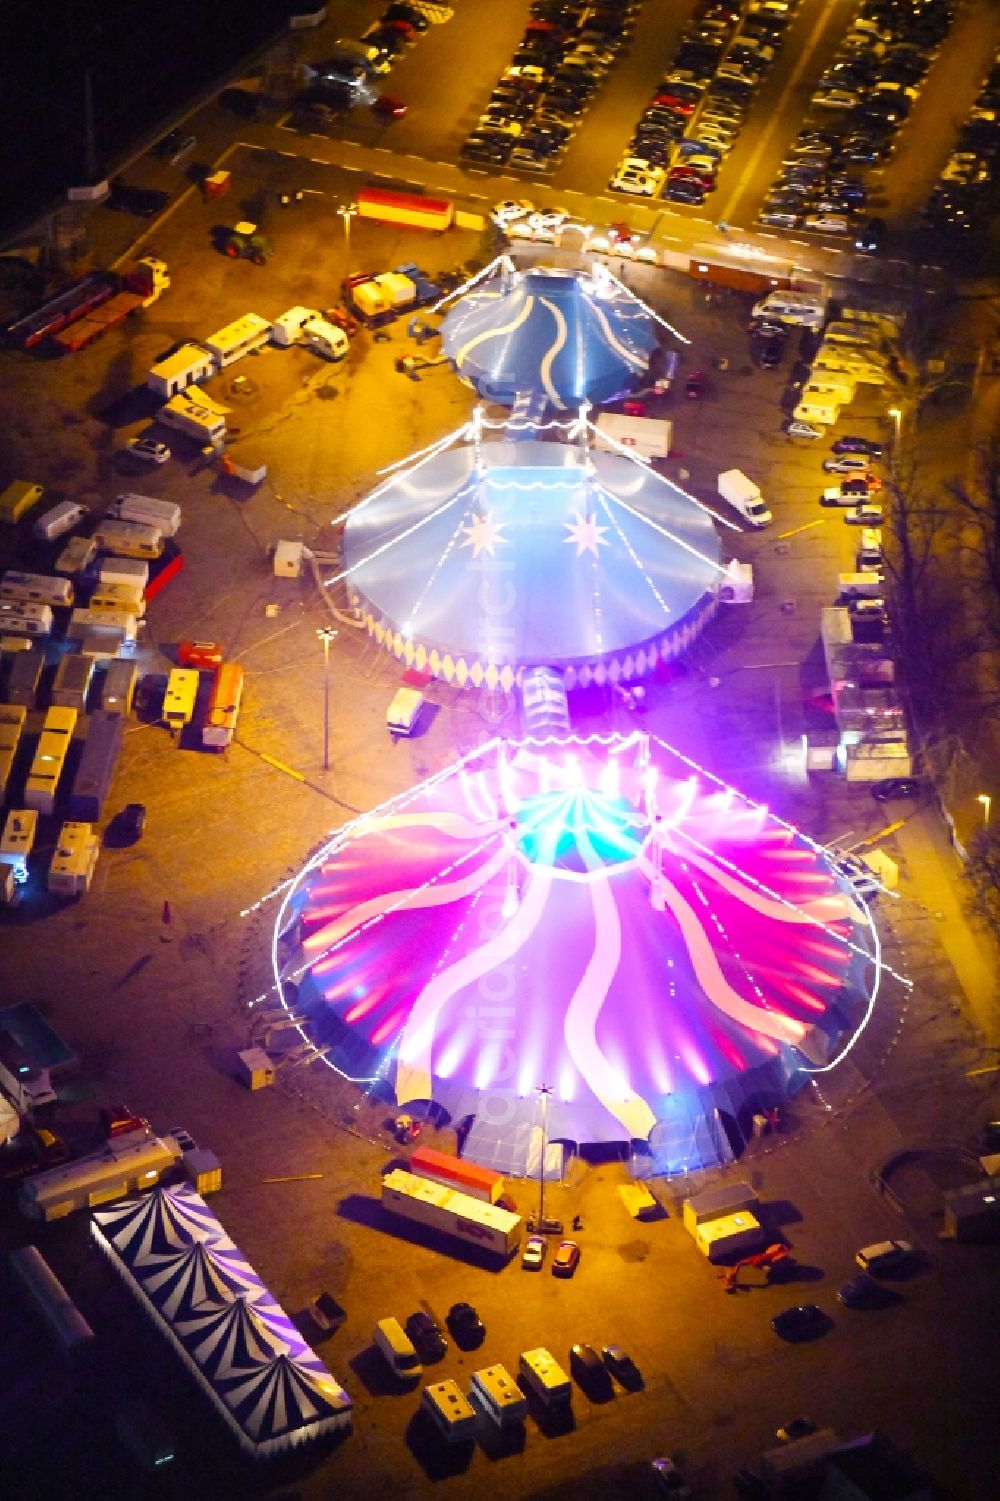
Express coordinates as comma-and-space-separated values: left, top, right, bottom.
717, 2, 848, 225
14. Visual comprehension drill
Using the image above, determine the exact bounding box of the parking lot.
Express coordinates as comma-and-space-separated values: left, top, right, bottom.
1, 52, 999, 1501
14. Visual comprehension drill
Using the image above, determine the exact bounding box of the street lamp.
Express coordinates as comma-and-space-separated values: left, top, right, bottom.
317, 626, 338, 771
888, 406, 902, 453
535, 1083, 552, 1230
338, 201, 358, 275
978, 793, 991, 828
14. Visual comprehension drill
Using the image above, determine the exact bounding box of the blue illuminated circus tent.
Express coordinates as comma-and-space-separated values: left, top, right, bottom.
331, 417, 729, 689
276, 733, 895, 1175
437, 258, 683, 408
92, 1184, 352, 1455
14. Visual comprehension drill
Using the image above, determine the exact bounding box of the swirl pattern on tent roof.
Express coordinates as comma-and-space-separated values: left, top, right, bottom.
138, 1239, 270, 1321
220, 1351, 353, 1443
90, 1181, 227, 1264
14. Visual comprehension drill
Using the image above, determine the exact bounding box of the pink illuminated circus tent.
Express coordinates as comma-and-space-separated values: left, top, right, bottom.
274, 734, 885, 1173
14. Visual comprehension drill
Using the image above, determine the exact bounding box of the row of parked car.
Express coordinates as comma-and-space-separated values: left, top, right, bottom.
460, 0, 638, 172
758, 0, 955, 242
608, 0, 798, 202
922, 44, 1000, 236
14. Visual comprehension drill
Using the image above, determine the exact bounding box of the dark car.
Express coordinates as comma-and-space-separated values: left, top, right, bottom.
753, 335, 785, 370
776, 1418, 818, 1443
406, 1311, 447, 1362
570, 1342, 613, 1396
871, 777, 924, 801
106, 178, 169, 218
832, 436, 884, 457
119, 802, 147, 843
772, 1304, 830, 1341
665, 181, 706, 204
218, 87, 266, 120
837, 1273, 895, 1309
855, 216, 886, 253
601, 1345, 643, 1389
446, 1301, 485, 1347
461, 139, 513, 165
152, 128, 196, 164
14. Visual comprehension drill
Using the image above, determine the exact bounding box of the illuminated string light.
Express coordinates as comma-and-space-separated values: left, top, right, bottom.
596, 264, 692, 345
427, 252, 516, 315
321, 487, 470, 589
597, 482, 732, 575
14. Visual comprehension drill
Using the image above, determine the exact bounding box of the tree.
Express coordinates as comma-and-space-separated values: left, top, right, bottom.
944, 438, 1000, 652
961, 828, 1000, 940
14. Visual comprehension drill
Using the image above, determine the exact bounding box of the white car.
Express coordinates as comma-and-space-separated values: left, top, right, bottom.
526, 206, 571, 234
823, 456, 874, 475
124, 438, 171, 465
787, 420, 823, 439
844, 502, 884, 526
814, 90, 859, 110
522, 1235, 546, 1270
610, 159, 666, 196
804, 213, 850, 235
491, 198, 534, 227
834, 854, 881, 901
856, 1239, 914, 1274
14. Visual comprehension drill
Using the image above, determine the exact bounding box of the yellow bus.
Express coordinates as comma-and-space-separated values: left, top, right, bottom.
24, 706, 78, 815
202, 663, 244, 749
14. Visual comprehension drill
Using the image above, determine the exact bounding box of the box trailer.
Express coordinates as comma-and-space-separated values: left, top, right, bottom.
760, 1430, 844, 1496
594, 412, 672, 459
51, 653, 96, 711
147, 341, 215, 398
67, 711, 123, 821
100, 659, 138, 717
48, 820, 100, 896
18, 1132, 180, 1221
683, 1181, 758, 1233
695, 1210, 766, 1262
5, 649, 45, 708
410, 1146, 506, 1204
159, 392, 227, 446
0, 703, 27, 801
8, 1245, 96, 1352
381, 1169, 521, 1257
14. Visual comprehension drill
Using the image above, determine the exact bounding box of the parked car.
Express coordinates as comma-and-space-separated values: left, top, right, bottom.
837, 1272, 896, 1308
570, 1342, 612, 1395
832, 435, 884, 456
124, 437, 171, 465
845, 502, 884, 526
106, 178, 170, 218
684, 371, 707, 399
372, 94, 408, 118
406, 1311, 447, 1362
446, 1301, 485, 1346
823, 455, 876, 475
522, 1234, 547, 1269
871, 777, 924, 802
651, 1456, 692, 1497
552, 1239, 581, 1277
152, 128, 196, 165
787, 420, 824, 439
855, 216, 885, 252
602, 1345, 642, 1389
218, 87, 266, 120
119, 802, 147, 843
771, 1304, 830, 1341
855, 1239, 914, 1275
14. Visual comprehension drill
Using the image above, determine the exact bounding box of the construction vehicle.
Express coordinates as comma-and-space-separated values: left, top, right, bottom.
223, 222, 272, 265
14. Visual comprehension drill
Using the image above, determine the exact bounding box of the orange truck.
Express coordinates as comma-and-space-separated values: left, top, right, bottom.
356, 186, 453, 231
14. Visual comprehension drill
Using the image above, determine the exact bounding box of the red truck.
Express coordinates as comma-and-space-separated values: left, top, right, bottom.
49, 258, 170, 354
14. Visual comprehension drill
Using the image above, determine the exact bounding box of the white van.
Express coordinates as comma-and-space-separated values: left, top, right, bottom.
109, 494, 181, 537
302, 317, 349, 362
420, 1381, 478, 1442
33, 502, 86, 543
838, 572, 884, 600
373, 1317, 422, 1383
518, 1348, 572, 1408
751, 291, 826, 330
470, 1365, 528, 1427
857, 527, 883, 570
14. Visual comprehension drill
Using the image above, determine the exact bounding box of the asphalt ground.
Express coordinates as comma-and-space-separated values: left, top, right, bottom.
0, 134, 999, 1501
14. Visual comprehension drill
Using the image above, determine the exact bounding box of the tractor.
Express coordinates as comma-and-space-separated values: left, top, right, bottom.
223, 222, 272, 265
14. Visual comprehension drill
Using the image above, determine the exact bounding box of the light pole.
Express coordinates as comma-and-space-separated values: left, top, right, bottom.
888, 406, 902, 457
978, 793, 991, 828
338, 201, 358, 276
535, 1083, 552, 1229
317, 626, 337, 771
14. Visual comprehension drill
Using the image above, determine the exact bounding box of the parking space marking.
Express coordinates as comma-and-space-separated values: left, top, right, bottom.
717, 0, 849, 226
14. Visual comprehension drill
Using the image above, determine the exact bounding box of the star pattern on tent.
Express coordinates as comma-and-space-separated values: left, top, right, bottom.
459, 510, 508, 559
564, 510, 610, 559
